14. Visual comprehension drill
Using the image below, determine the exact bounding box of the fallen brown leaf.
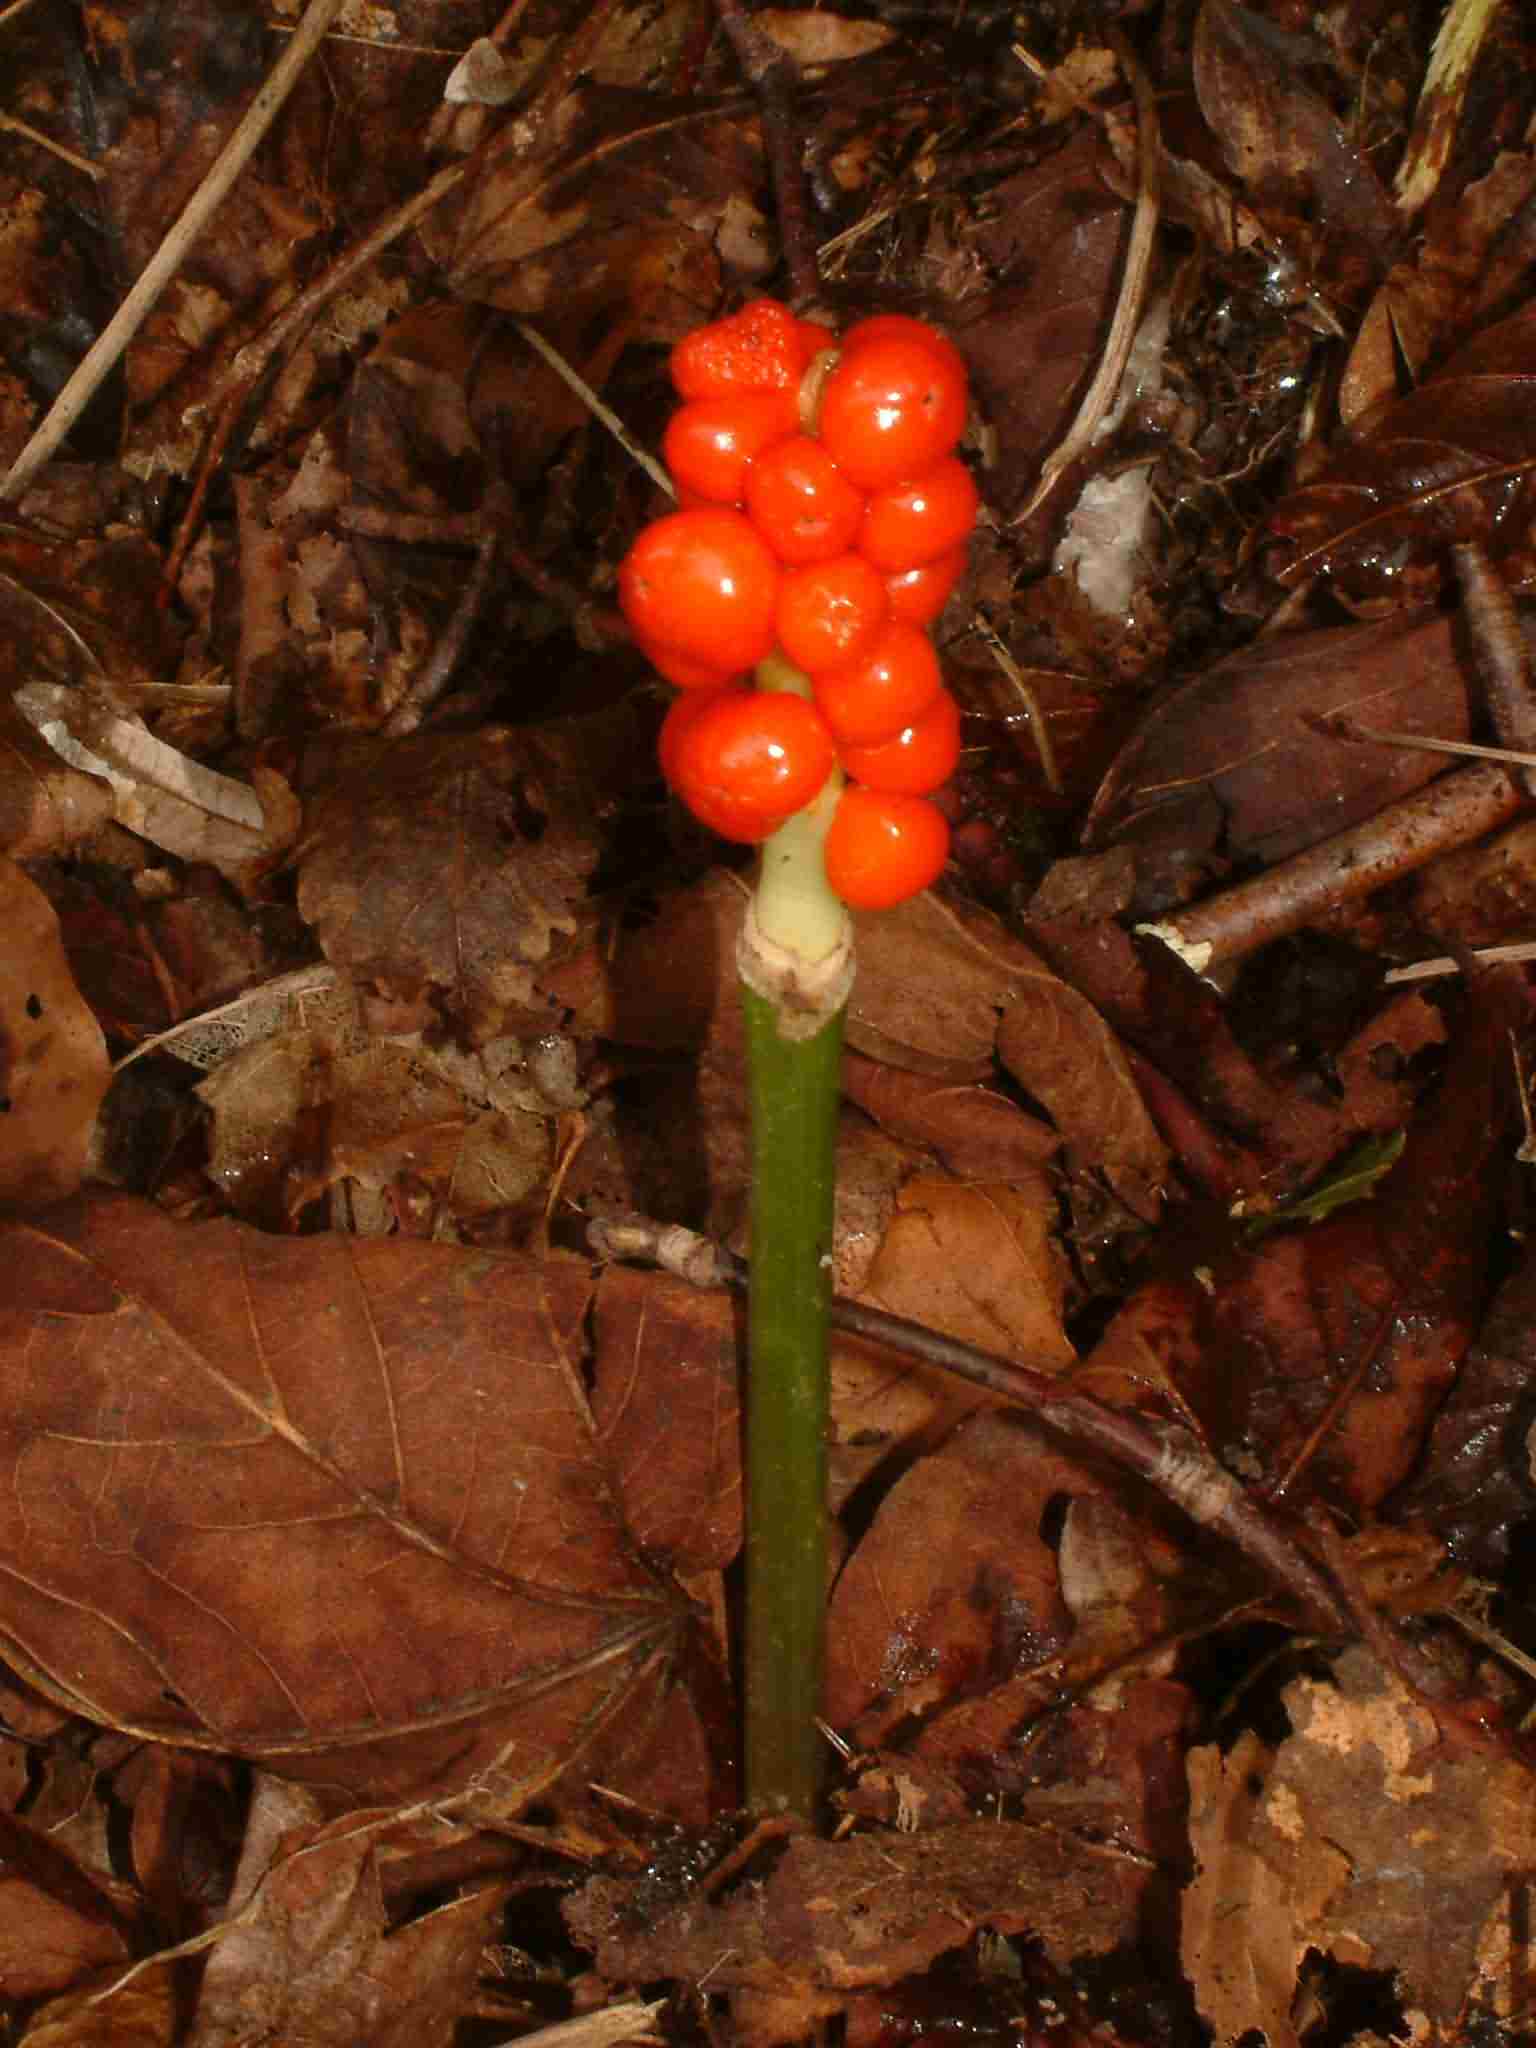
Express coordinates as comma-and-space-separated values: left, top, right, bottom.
0, 1195, 682, 1804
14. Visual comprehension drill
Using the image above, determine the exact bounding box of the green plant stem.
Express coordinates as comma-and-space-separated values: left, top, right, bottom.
739, 651, 851, 1817
742, 978, 842, 1816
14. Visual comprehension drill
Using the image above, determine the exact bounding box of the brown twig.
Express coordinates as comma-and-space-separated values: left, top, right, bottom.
589, 1216, 1352, 1632
0, 0, 349, 503
1012, 27, 1161, 527
709, 0, 820, 305
1137, 759, 1525, 974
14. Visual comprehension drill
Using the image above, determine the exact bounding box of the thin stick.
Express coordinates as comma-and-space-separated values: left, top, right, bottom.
1136, 760, 1525, 973
710, 0, 820, 305
1012, 28, 1161, 526
590, 1218, 1351, 1633
0, 0, 348, 503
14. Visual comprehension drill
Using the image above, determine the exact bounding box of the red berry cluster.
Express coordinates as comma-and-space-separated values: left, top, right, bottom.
618, 299, 974, 911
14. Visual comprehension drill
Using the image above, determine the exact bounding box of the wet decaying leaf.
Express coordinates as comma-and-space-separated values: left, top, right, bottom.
0, 1195, 682, 1803
566, 1814, 1145, 2042
1262, 300, 1536, 602
1082, 608, 1473, 872
1192, 0, 1397, 303
826, 1410, 1099, 1739
1099, 969, 1517, 1513
1393, 1238, 1536, 1573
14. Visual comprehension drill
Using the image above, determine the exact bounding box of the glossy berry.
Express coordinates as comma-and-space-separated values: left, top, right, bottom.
664, 688, 836, 843
824, 787, 950, 909
671, 299, 812, 400
663, 393, 799, 504
619, 506, 780, 674
636, 635, 741, 692
859, 457, 979, 571
817, 334, 968, 491
838, 687, 961, 795
885, 546, 967, 627
776, 553, 889, 677
745, 435, 866, 564
659, 682, 742, 787
813, 618, 943, 747
839, 313, 967, 388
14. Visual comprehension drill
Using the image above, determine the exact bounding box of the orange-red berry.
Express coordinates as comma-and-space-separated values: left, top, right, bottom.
884, 547, 967, 627
619, 506, 780, 674
813, 619, 943, 747
663, 687, 836, 843
776, 553, 889, 676
817, 333, 968, 491
745, 435, 867, 564
859, 456, 979, 571
824, 787, 950, 908
838, 687, 961, 795
663, 393, 799, 504
671, 299, 812, 400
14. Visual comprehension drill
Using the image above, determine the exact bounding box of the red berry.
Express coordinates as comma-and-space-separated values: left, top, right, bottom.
839, 313, 966, 387
636, 636, 741, 692
671, 299, 811, 400
663, 393, 800, 504
885, 547, 966, 627
745, 435, 866, 564
665, 688, 836, 843
813, 619, 943, 747
824, 787, 950, 909
659, 682, 742, 785
817, 334, 968, 490
776, 553, 889, 676
619, 506, 780, 674
838, 687, 961, 795
859, 456, 979, 571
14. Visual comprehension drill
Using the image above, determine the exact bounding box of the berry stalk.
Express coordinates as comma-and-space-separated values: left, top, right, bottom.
617, 299, 972, 1816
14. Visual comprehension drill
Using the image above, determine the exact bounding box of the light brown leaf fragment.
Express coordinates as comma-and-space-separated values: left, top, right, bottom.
0, 858, 109, 1208
858, 1175, 1075, 1370
1185, 1648, 1536, 2038
191, 1791, 506, 2048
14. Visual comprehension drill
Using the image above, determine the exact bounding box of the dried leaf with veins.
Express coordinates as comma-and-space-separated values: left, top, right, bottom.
0, 1195, 686, 1805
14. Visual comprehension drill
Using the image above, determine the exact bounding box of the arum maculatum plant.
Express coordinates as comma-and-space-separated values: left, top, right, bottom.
618, 299, 974, 1816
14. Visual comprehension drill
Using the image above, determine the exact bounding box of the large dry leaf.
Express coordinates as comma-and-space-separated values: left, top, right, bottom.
0, 1196, 682, 1804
